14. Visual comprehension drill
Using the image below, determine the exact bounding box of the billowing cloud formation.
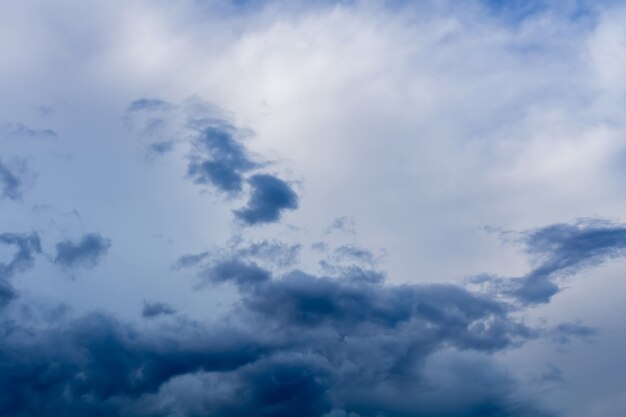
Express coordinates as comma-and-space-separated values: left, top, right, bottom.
54, 233, 112, 270
0, 248, 555, 417
234, 174, 299, 225
0, 161, 21, 201
0, 311, 267, 417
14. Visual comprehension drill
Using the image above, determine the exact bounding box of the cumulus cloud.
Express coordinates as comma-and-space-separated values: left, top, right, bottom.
234, 174, 299, 225
54, 233, 112, 270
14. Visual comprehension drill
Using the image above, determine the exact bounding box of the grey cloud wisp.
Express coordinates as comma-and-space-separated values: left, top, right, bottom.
127, 98, 299, 226
505, 219, 626, 304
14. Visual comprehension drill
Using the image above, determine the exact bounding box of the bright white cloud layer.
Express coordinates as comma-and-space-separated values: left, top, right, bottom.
1, 1, 626, 416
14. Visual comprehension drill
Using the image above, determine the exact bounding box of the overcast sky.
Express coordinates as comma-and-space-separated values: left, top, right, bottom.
1, 1, 626, 416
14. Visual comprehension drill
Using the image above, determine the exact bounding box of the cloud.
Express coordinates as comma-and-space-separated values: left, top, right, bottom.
188, 121, 258, 194
182, 261, 546, 416
127, 98, 175, 113
0, 232, 41, 280
0, 232, 41, 308
126, 97, 299, 225
0, 311, 267, 417
54, 233, 112, 270
142, 301, 177, 319
199, 259, 271, 289
237, 240, 302, 267
332, 245, 376, 264
0, 248, 552, 416
148, 140, 174, 155
176, 240, 301, 272
550, 321, 598, 345
172, 251, 211, 270
234, 174, 298, 225
0, 161, 21, 201
511, 219, 626, 304
0, 218, 611, 415
200, 354, 333, 417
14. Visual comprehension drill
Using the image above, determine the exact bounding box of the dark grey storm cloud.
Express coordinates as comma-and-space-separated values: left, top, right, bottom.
142, 301, 177, 319
185, 259, 547, 417
234, 174, 298, 225
4, 218, 617, 415
0, 160, 21, 201
0, 251, 553, 417
510, 219, 626, 304
54, 233, 112, 270
0, 311, 268, 417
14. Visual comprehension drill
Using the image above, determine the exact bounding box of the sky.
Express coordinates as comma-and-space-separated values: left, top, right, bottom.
1, 0, 626, 416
